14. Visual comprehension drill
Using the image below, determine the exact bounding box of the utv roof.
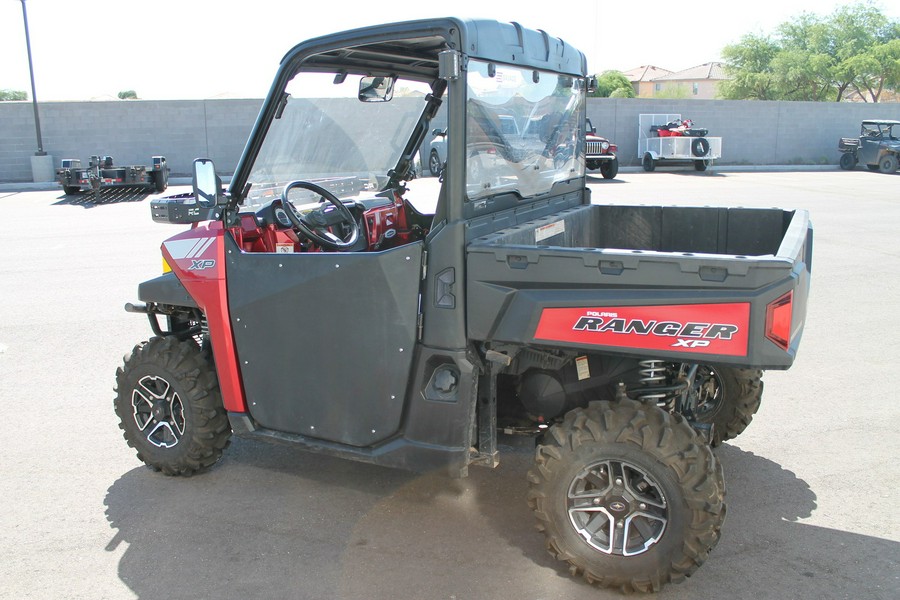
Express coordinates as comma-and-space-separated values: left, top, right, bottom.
278, 17, 587, 80
862, 120, 900, 126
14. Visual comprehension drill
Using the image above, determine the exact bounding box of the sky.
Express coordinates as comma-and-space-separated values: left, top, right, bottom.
1, 0, 895, 102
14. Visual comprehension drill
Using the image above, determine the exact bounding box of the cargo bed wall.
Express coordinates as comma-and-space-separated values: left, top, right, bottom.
468, 204, 791, 256
465, 204, 812, 369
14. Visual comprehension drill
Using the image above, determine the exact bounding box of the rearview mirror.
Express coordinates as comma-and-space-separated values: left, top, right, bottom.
358, 76, 395, 102
192, 158, 222, 208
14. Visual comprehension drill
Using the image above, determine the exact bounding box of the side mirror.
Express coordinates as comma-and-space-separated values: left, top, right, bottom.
432, 128, 447, 137
587, 75, 598, 94
358, 76, 395, 102
192, 158, 222, 208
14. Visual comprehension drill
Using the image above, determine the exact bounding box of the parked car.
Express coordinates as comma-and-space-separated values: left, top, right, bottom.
584, 118, 618, 179
838, 119, 900, 173
428, 128, 447, 176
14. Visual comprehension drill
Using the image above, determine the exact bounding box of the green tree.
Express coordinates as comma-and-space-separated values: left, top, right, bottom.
719, 33, 780, 100
720, 1, 899, 102
590, 71, 635, 98
118, 90, 138, 100
0, 89, 28, 101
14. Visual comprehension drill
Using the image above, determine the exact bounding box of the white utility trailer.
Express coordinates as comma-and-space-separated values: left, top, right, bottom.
638, 113, 721, 172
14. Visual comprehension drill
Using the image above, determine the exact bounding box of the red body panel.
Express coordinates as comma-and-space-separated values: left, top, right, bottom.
534, 303, 751, 357
161, 224, 247, 412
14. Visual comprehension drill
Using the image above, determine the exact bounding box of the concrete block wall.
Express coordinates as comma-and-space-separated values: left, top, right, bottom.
1, 97, 898, 181
0, 99, 261, 182
588, 98, 900, 167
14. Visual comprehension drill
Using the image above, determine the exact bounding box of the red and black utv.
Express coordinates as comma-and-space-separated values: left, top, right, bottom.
115, 18, 812, 593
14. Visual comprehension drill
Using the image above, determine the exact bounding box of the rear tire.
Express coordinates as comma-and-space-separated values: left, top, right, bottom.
692, 367, 763, 446
114, 336, 231, 476
642, 153, 655, 172
63, 185, 80, 195
839, 152, 857, 170
527, 399, 725, 593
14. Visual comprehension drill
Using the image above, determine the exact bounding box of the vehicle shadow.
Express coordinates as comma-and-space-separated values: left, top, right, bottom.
54, 187, 153, 208
662, 169, 728, 177
104, 439, 899, 600
586, 174, 626, 184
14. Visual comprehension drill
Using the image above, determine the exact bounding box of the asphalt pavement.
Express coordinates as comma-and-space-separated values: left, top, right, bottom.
0, 170, 897, 600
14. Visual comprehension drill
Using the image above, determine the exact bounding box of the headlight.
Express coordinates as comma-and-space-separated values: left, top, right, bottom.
601, 141, 610, 151
162, 256, 172, 273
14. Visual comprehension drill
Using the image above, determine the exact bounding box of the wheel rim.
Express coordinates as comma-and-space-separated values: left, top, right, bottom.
132, 375, 185, 448
429, 151, 441, 174
567, 459, 668, 556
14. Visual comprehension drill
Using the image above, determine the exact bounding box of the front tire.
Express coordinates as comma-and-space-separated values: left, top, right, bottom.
878, 154, 898, 174
429, 149, 443, 177
600, 157, 619, 179
528, 399, 725, 593
114, 336, 231, 476
154, 172, 168, 193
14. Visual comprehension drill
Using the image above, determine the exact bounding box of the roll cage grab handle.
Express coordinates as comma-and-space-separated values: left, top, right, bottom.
386, 80, 447, 190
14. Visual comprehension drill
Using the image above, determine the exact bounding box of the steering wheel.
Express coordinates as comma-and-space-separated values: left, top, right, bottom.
280, 180, 360, 251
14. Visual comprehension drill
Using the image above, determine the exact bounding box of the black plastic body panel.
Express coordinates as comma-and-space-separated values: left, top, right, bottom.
137, 272, 198, 308
151, 194, 217, 224
225, 234, 422, 447
466, 204, 812, 369
227, 345, 477, 476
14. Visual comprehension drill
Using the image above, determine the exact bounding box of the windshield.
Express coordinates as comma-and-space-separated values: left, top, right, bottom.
466, 60, 585, 200
862, 122, 898, 139
245, 72, 434, 207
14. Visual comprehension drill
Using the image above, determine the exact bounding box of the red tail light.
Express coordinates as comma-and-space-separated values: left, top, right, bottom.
765, 291, 793, 351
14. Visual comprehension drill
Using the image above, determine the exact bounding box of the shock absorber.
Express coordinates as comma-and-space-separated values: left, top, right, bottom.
636, 359, 670, 407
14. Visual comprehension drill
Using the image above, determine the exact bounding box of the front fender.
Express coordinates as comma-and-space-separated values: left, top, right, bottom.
138, 272, 198, 308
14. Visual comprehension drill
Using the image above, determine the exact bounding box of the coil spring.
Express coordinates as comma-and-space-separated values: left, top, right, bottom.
637, 359, 667, 404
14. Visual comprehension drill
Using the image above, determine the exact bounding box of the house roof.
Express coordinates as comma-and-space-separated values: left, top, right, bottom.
621, 65, 673, 82
652, 62, 728, 81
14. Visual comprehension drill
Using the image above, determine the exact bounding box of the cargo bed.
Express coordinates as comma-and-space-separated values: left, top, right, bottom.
466, 203, 812, 369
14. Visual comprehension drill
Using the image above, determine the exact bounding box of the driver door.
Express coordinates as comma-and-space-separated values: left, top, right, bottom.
858, 127, 881, 165
225, 234, 423, 447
